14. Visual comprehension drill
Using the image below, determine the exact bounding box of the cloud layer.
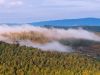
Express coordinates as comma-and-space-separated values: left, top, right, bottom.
0, 0, 100, 23
0, 24, 100, 52
0, 0, 23, 6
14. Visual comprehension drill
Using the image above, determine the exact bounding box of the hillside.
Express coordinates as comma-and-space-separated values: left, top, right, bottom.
31, 18, 100, 26
0, 41, 100, 75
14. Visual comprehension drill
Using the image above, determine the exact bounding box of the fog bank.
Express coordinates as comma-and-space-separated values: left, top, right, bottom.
0, 24, 100, 52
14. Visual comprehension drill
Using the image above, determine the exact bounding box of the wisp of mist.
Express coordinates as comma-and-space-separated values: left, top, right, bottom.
0, 24, 100, 52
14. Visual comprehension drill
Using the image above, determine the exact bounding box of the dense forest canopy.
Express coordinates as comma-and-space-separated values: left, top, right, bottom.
0, 41, 100, 75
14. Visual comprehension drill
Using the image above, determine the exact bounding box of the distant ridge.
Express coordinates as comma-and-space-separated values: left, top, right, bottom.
31, 18, 100, 26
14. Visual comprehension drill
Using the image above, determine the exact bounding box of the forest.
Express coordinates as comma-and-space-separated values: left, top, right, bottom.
0, 41, 100, 75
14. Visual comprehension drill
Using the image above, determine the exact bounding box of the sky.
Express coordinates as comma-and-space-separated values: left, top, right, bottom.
0, 0, 100, 23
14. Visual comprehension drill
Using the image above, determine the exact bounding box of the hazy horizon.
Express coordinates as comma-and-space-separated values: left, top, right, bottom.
0, 17, 100, 24
0, 0, 100, 23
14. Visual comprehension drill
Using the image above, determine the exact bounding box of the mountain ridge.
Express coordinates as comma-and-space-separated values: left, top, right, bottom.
31, 18, 100, 26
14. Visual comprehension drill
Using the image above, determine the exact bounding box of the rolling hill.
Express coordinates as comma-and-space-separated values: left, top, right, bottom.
31, 18, 100, 27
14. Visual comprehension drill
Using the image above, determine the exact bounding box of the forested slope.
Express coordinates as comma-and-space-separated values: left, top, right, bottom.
0, 42, 100, 75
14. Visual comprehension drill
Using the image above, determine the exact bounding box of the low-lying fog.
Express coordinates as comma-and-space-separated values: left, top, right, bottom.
0, 24, 100, 52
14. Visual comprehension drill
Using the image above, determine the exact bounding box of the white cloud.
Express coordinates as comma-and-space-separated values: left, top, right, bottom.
0, 0, 5, 5
0, 0, 24, 7
42, 0, 100, 8
0, 0, 100, 23
9, 0, 23, 6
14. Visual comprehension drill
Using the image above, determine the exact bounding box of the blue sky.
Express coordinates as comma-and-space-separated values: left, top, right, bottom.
0, 0, 100, 23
